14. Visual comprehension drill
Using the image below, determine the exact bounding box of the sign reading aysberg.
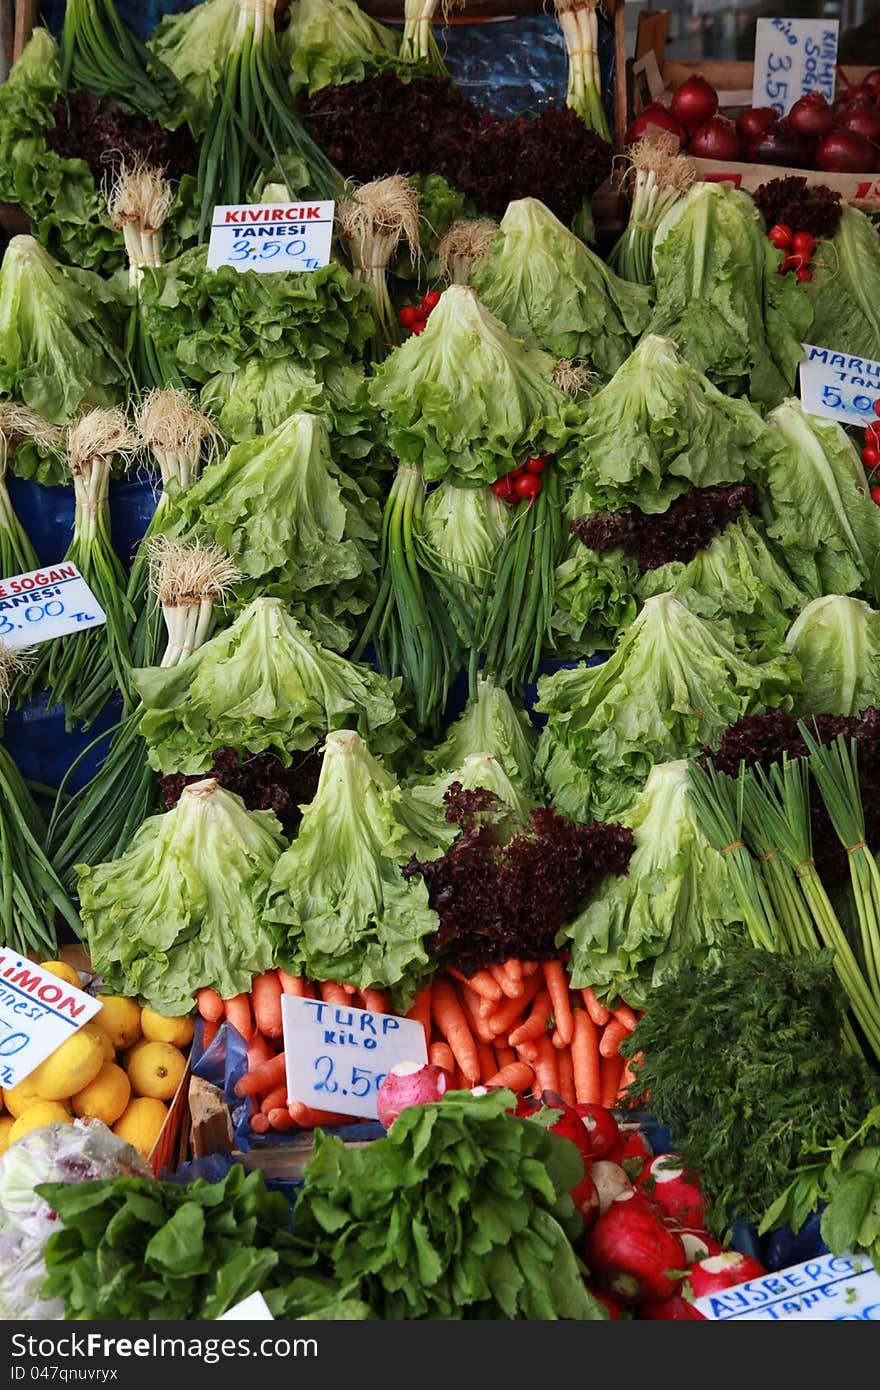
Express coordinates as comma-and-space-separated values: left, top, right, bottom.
206, 201, 335, 274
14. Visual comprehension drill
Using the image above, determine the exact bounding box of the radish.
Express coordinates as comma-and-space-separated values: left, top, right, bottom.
619, 1124, 653, 1176
576, 1103, 624, 1163
590, 1159, 633, 1214
639, 1290, 706, 1320
376, 1061, 447, 1128
586, 1189, 688, 1305
673, 1225, 724, 1263
589, 1287, 626, 1319
686, 1250, 767, 1298
636, 1153, 706, 1228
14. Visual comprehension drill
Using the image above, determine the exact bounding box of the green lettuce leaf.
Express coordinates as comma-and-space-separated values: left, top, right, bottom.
265, 729, 449, 1001
409, 750, 536, 834
551, 480, 639, 654
561, 759, 748, 1007
0, 235, 126, 424
148, 0, 239, 134
805, 205, 880, 362
133, 596, 409, 774
79, 779, 284, 1015
535, 592, 798, 821
471, 197, 652, 377
785, 594, 880, 717
765, 398, 880, 602
140, 245, 376, 386
173, 411, 379, 651
562, 333, 777, 514
422, 478, 509, 639
367, 284, 576, 486
417, 674, 537, 794
279, 0, 398, 96
648, 182, 813, 407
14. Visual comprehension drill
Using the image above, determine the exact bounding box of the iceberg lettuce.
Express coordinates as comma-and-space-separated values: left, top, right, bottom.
786, 594, 880, 717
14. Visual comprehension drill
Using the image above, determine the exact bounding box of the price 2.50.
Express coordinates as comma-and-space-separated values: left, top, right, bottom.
313, 1055, 386, 1097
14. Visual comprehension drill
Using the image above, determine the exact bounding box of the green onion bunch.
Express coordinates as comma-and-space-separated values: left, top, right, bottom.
609, 131, 695, 285
337, 174, 421, 361
0, 407, 51, 581
553, 0, 610, 140
60, 0, 183, 121
399, 0, 450, 76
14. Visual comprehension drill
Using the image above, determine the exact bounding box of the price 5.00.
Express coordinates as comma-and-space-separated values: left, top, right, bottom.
313, 1055, 386, 1097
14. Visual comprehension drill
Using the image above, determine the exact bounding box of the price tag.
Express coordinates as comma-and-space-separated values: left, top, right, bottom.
216, 1291, 274, 1321
206, 201, 335, 274
281, 994, 428, 1121
0, 562, 106, 650
752, 17, 839, 116
0, 950, 102, 1089
798, 342, 880, 427
695, 1251, 880, 1321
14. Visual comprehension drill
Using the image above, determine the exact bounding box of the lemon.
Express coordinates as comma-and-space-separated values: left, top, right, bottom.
8, 1102, 72, 1145
40, 960, 82, 989
112, 1097, 167, 1157
0, 1087, 4, 1114
140, 1007, 195, 1049
91, 1024, 116, 1062
72, 1062, 131, 1126
24, 1024, 105, 1101
0, 1114, 14, 1154
4, 1077, 49, 1117
127, 1042, 186, 1101
95, 995, 142, 1051
122, 1037, 151, 1069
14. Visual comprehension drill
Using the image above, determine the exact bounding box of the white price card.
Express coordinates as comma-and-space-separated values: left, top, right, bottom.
0, 950, 102, 1089
217, 1291, 274, 1321
0, 562, 106, 650
752, 17, 839, 116
695, 1250, 880, 1321
281, 994, 428, 1121
799, 342, 880, 428
206, 201, 335, 274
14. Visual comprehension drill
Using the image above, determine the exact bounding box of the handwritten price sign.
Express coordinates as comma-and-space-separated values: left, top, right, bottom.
0, 562, 106, 650
281, 994, 428, 1121
0, 951, 101, 1088
207, 201, 335, 275
799, 343, 880, 427
752, 17, 839, 116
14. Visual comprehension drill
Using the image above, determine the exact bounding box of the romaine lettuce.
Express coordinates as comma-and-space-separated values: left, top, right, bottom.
805, 205, 880, 362
786, 594, 880, 717
279, 0, 398, 96
417, 674, 537, 793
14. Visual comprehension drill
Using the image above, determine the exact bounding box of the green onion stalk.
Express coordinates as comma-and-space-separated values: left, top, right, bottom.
686, 759, 784, 955
553, 0, 610, 141
609, 132, 696, 285
0, 407, 50, 581
801, 727, 880, 1002
354, 463, 470, 732
47, 537, 242, 890
60, 0, 183, 120
197, 0, 342, 242
338, 175, 421, 360
437, 218, 499, 288
0, 644, 81, 955
19, 409, 138, 731
105, 161, 185, 397
399, 0, 451, 76
743, 755, 880, 1064
127, 389, 219, 669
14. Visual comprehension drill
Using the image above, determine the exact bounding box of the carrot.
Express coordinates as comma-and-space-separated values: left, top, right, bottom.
600, 1054, 624, 1109
484, 1061, 534, 1092
260, 1084, 289, 1115
541, 961, 573, 1046
431, 977, 480, 1082
223, 993, 254, 1043
489, 961, 524, 999
599, 1017, 630, 1059
320, 981, 353, 1006
429, 1041, 455, 1073
611, 1002, 639, 1034
571, 1009, 601, 1105
267, 1106, 297, 1132
361, 988, 388, 1013
477, 1041, 496, 1083
341, 983, 358, 995
196, 986, 224, 1022
406, 985, 433, 1048
581, 987, 610, 1027
200, 1016, 220, 1049
508, 989, 552, 1047
448, 967, 502, 1005
532, 1033, 560, 1098
450, 1068, 469, 1090
249, 971, 283, 1039
494, 1044, 516, 1070
556, 1045, 576, 1107
521, 961, 539, 976
485, 972, 542, 1037
277, 969, 309, 997
457, 977, 499, 1043
505, 958, 523, 984
288, 1102, 351, 1127
246, 1033, 274, 1071
235, 1051, 286, 1097
515, 1039, 539, 1063
249, 1111, 270, 1134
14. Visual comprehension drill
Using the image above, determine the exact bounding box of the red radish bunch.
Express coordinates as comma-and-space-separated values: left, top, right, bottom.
491, 453, 552, 504
766, 221, 816, 281
398, 288, 442, 336
861, 401, 880, 494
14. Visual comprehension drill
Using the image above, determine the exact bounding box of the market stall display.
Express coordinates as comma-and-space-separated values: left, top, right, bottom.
2, 0, 880, 1327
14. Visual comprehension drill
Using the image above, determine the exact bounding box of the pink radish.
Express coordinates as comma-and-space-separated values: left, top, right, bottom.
636, 1153, 706, 1228
376, 1061, 447, 1128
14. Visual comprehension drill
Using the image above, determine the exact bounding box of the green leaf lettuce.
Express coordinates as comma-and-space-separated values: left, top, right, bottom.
785, 594, 880, 717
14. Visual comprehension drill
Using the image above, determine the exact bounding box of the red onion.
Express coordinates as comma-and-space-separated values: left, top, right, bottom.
787, 91, 837, 140
670, 75, 719, 135
736, 107, 777, 144
624, 102, 687, 146
688, 113, 742, 161
838, 102, 880, 142
865, 70, 880, 99
747, 119, 813, 168
814, 126, 879, 172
